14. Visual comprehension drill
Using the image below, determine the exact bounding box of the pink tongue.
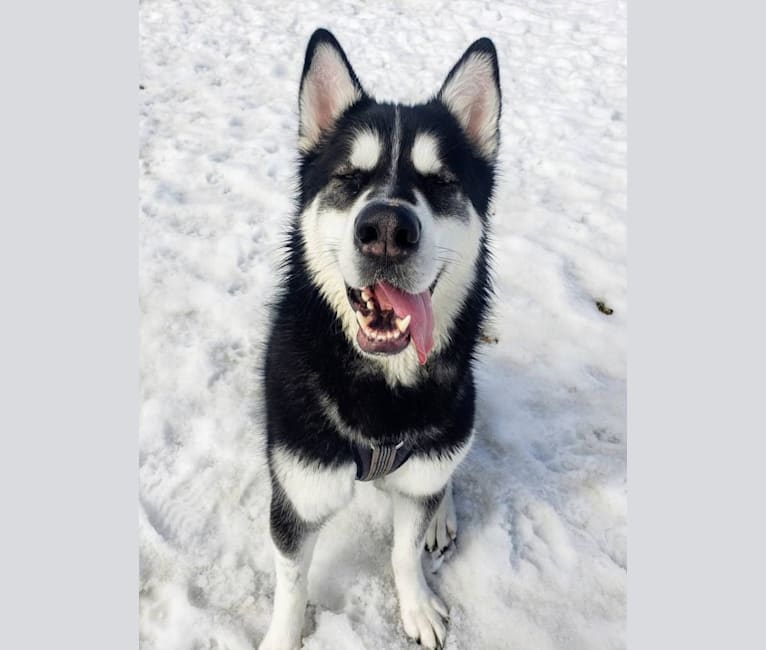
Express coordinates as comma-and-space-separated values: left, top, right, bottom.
374, 281, 434, 365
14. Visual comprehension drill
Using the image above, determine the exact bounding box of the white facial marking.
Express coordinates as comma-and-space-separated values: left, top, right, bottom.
349, 130, 382, 170
411, 133, 443, 175
300, 191, 367, 341
271, 446, 356, 523
424, 194, 485, 354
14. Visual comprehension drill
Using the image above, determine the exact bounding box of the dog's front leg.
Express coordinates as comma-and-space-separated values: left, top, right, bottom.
259, 535, 317, 650
260, 451, 356, 650
259, 487, 317, 650
391, 489, 450, 649
260, 536, 317, 650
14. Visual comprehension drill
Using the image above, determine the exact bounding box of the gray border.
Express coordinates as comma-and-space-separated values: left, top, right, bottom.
4, 0, 766, 646
629, 2, 766, 647
1, 1, 137, 648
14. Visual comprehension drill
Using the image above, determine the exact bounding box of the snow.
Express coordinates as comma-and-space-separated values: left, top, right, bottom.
139, 0, 626, 648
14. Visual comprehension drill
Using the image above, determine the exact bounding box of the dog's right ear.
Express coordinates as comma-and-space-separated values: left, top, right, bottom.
298, 29, 366, 152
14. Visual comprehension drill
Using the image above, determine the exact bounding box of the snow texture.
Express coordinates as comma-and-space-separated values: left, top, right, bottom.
139, 1, 626, 648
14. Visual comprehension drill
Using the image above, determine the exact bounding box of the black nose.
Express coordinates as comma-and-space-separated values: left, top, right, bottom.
354, 202, 421, 260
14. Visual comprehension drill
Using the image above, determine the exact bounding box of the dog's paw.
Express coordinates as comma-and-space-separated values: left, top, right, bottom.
424, 489, 457, 573
258, 629, 300, 650
426, 540, 456, 574
400, 589, 449, 649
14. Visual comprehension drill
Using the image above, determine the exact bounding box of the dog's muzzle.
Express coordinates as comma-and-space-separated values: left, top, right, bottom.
347, 201, 436, 365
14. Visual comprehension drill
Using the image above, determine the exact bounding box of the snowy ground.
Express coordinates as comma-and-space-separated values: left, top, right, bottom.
139, 1, 626, 648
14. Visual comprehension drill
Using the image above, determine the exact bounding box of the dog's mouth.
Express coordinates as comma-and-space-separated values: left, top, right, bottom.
346, 280, 436, 365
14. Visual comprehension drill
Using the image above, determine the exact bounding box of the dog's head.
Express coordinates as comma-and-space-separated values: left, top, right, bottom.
295, 29, 500, 379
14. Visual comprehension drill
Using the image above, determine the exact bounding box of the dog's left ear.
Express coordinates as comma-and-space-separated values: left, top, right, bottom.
299, 29, 367, 152
438, 38, 501, 161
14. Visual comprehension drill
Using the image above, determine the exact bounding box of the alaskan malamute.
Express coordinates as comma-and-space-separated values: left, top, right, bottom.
260, 28, 501, 650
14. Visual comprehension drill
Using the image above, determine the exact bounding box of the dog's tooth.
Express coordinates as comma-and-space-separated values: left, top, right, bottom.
361, 288, 372, 302
392, 329, 401, 339
356, 311, 374, 328
356, 312, 375, 327
395, 315, 412, 332
366, 300, 375, 310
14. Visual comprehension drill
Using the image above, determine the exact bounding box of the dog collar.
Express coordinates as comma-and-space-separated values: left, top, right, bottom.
352, 440, 413, 481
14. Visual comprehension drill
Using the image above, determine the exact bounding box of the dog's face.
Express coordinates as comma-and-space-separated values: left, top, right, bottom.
295, 30, 500, 379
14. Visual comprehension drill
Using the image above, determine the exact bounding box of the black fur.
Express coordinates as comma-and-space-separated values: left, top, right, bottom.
269, 474, 314, 557
264, 30, 498, 482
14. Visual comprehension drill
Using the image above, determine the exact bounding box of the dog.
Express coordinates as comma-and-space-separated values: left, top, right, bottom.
260, 28, 501, 650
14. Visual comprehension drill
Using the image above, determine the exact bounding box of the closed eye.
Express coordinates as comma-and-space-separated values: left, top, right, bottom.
423, 172, 458, 186
334, 169, 367, 181
333, 169, 370, 193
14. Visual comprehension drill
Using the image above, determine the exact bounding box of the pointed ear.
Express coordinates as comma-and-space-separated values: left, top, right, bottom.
437, 38, 501, 160
298, 29, 366, 152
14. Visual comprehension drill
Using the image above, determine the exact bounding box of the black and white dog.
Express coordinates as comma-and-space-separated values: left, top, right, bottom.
260, 29, 500, 650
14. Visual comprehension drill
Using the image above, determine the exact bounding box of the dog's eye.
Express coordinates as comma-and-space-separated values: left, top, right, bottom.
334, 170, 368, 192
425, 173, 458, 187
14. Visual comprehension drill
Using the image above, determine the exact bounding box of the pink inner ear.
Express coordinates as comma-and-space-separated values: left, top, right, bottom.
300, 45, 362, 148
465, 77, 492, 144
440, 55, 498, 156
312, 62, 342, 131
467, 100, 487, 143
316, 94, 335, 133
